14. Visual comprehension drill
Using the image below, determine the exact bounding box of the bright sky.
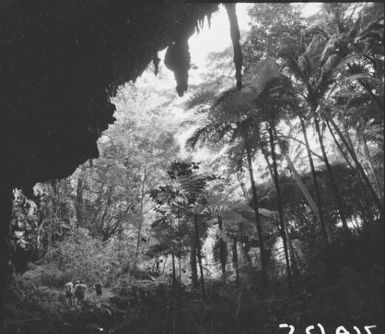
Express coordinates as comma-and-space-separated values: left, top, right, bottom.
134, 2, 323, 91
189, 4, 252, 68
125, 3, 324, 156
189, 3, 322, 69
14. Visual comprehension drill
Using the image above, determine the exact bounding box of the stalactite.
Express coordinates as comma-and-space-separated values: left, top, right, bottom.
225, 3, 243, 90
152, 52, 161, 76
164, 41, 191, 97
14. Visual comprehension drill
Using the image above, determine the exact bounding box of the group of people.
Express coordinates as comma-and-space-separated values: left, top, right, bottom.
64, 280, 103, 305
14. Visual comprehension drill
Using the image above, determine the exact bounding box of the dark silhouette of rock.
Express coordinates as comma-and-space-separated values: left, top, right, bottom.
0, 1, 218, 189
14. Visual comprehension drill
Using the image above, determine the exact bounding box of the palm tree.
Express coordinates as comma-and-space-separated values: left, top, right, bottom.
251, 67, 298, 291
267, 126, 294, 291
186, 88, 271, 287
171, 162, 215, 298
276, 2, 385, 233
185, 58, 302, 290
278, 139, 321, 224
212, 216, 228, 277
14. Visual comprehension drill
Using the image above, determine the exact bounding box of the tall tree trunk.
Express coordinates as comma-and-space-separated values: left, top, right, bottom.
326, 119, 376, 219
133, 217, 143, 268
342, 122, 356, 155
0, 184, 13, 334
239, 223, 252, 268
362, 136, 383, 201
193, 212, 206, 298
268, 126, 294, 293
190, 243, 198, 288
134, 173, 146, 268
324, 114, 384, 217
314, 118, 350, 234
261, 147, 274, 178
237, 171, 250, 202
217, 217, 227, 277
171, 250, 176, 291
285, 225, 300, 285
134, 197, 145, 268
325, 119, 355, 170
299, 116, 330, 245
245, 143, 269, 287
177, 217, 182, 283
232, 234, 239, 284
283, 153, 320, 222
225, 4, 243, 90
75, 174, 84, 227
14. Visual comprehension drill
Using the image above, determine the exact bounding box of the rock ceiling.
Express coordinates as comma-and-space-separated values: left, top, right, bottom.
0, 1, 244, 192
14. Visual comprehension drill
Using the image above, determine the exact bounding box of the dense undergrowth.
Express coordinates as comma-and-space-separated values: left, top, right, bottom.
5, 231, 384, 334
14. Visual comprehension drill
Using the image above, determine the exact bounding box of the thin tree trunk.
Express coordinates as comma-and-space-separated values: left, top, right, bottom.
97, 186, 114, 239
362, 137, 383, 201
178, 217, 182, 284
190, 243, 198, 288
325, 119, 355, 170
218, 217, 227, 276
324, 114, 384, 216
280, 135, 324, 161
342, 122, 356, 154
178, 255, 182, 285
134, 173, 146, 267
285, 226, 300, 285
245, 143, 269, 287
232, 234, 239, 284
171, 250, 176, 291
0, 184, 13, 334
134, 194, 145, 268
314, 118, 350, 234
237, 172, 250, 202
177, 218, 183, 323
268, 126, 294, 293
239, 223, 252, 269
75, 174, 84, 227
299, 116, 330, 245
193, 212, 206, 298
283, 153, 320, 222
133, 216, 143, 268
261, 147, 274, 178
326, 119, 376, 219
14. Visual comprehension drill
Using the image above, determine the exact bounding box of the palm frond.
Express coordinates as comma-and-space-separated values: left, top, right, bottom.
185, 122, 233, 151
184, 87, 218, 110
185, 123, 216, 149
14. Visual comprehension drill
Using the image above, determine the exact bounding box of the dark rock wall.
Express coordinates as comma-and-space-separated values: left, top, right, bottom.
0, 0, 218, 189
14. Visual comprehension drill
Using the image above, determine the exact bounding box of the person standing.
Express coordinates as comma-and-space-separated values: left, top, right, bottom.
94, 283, 103, 297
64, 281, 74, 305
74, 280, 87, 305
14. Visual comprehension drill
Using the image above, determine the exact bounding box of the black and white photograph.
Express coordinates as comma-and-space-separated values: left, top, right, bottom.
0, 2, 383, 333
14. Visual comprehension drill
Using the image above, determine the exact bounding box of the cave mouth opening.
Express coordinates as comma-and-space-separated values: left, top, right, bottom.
0, 3, 239, 330
1, 2, 245, 298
